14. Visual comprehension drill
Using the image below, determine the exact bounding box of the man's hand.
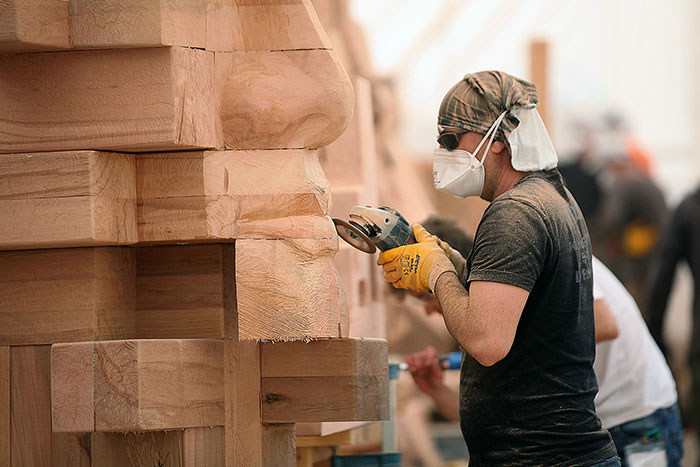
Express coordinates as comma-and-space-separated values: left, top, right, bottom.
378, 224, 456, 292
405, 346, 445, 396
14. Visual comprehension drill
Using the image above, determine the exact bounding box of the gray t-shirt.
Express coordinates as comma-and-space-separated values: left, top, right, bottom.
460, 169, 616, 466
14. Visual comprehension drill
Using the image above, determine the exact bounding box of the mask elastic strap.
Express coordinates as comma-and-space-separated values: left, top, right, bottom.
473, 110, 508, 166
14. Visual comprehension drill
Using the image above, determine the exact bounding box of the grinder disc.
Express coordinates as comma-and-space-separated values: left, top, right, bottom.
332, 218, 377, 254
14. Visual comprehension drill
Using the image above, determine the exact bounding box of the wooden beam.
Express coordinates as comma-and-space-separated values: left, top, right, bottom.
224, 338, 262, 466
529, 40, 550, 130
11, 345, 52, 467
0, 248, 135, 345
0, 47, 219, 154
136, 244, 236, 339
215, 49, 353, 150
91, 428, 223, 466
51, 339, 224, 432
70, 0, 206, 49
51, 433, 91, 467
0, 346, 8, 465
262, 424, 296, 467
206, 0, 331, 51
0, 0, 70, 52
136, 150, 333, 244
235, 238, 347, 341
0, 151, 137, 250
261, 338, 389, 423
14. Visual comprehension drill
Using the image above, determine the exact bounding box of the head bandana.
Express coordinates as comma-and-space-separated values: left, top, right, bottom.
438, 70, 557, 171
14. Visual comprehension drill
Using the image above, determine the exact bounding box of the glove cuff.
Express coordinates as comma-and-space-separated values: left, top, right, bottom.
428, 255, 458, 291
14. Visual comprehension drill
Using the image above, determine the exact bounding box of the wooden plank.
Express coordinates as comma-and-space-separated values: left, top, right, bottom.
0, 247, 135, 345
0, 47, 219, 154
136, 244, 235, 339
0, 346, 8, 466
51, 339, 224, 432
183, 427, 224, 466
0, 0, 70, 52
70, 0, 206, 49
52, 433, 91, 467
136, 149, 333, 243
51, 343, 95, 432
261, 338, 389, 423
0, 151, 137, 250
206, 0, 331, 51
216, 49, 353, 150
529, 40, 549, 130
224, 338, 262, 466
236, 238, 346, 341
11, 345, 52, 467
262, 424, 296, 467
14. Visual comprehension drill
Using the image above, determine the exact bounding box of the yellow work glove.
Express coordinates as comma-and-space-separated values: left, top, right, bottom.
377, 224, 457, 292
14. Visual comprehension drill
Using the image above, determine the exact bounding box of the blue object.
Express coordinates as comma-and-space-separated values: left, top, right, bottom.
438, 351, 463, 370
388, 363, 400, 380
331, 453, 402, 466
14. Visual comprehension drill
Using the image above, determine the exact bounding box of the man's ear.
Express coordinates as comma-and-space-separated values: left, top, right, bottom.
491, 140, 506, 155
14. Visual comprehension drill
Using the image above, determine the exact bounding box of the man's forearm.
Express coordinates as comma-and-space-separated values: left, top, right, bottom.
434, 272, 471, 352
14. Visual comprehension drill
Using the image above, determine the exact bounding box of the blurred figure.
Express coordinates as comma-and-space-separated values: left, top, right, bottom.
406, 256, 683, 467
388, 216, 472, 467
559, 120, 603, 223
592, 114, 668, 317
648, 184, 700, 461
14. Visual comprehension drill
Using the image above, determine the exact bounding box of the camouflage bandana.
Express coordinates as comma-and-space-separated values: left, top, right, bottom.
438, 71, 539, 153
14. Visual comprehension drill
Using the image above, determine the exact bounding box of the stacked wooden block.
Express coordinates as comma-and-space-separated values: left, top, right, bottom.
0, 1, 388, 465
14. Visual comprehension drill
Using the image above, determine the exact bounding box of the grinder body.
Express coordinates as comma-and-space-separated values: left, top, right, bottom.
334, 206, 415, 253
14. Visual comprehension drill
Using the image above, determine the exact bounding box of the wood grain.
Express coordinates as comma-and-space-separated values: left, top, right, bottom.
224, 338, 262, 466
0, 47, 219, 154
0, 0, 70, 52
235, 238, 347, 341
136, 149, 333, 243
11, 345, 52, 467
136, 244, 235, 339
262, 424, 296, 467
0, 346, 8, 465
261, 338, 389, 423
51, 339, 224, 433
206, 0, 331, 51
216, 48, 354, 150
0, 151, 137, 250
70, 0, 206, 49
0, 248, 135, 345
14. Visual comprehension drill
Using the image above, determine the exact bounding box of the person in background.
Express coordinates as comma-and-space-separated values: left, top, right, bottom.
648, 184, 700, 465
407, 256, 683, 467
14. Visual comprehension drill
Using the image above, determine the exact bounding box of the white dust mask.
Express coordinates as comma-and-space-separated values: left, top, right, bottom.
433, 111, 508, 198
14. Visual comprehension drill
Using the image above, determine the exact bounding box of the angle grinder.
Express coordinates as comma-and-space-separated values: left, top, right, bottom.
333, 206, 415, 254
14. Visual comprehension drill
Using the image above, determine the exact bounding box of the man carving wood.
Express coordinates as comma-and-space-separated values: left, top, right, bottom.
377, 71, 619, 466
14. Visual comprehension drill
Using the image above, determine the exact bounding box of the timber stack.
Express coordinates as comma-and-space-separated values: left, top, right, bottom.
0, 1, 389, 466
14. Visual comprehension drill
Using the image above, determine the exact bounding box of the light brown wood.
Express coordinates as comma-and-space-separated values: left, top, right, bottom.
0, 151, 137, 250
224, 338, 263, 466
296, 421, 380, 447
136, 244, 235, 339
206, 0, 331, 51
0, 247, 135, 345
0, 47, 219, 154
51, 343, 94, 433
263, 424, 296, 467
216, 49, 354, 150
236, 238, 347, 341
136, 149, 333, 243
529, 40, 549, 130
51, 339, 224, 432
183, 427, 224, 466
11, 345, 52, 467
0, 346, 8, 465
70, 0, 206, 49
0, 0, 70, 52
261, 338, 389, 423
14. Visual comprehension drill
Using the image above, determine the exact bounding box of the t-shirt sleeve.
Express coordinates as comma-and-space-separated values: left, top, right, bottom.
467, 198, 550, 292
